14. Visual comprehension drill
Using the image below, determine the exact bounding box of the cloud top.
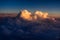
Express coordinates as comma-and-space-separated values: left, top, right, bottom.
19, 10, 48, 21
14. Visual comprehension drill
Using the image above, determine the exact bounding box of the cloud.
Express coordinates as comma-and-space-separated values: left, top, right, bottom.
35, 11, 48, 19
0, 10, 60, 40
20, 10, 48, 21
20, 10, 32, 21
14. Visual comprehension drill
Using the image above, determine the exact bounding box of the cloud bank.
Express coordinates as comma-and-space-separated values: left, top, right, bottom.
0, 9, 60, 40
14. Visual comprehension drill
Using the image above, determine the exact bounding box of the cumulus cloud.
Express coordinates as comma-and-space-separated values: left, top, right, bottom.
35, 11, 43, 17
20, 10, 32, 21
42, 12, 48, 18
35, 11, 48, 19
19, 10, 49, 21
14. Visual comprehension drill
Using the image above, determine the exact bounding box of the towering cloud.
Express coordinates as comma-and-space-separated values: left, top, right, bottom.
35, 11, 48, 19
20, 10, 32, 21
18, 10, 49, 21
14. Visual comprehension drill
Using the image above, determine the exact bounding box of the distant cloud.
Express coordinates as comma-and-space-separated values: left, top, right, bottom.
35, 11, 48, 19
19, 9, 48, 21
20, 10, 32, 21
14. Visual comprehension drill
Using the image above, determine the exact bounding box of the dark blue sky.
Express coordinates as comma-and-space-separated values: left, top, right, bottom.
0, 0, 60, 15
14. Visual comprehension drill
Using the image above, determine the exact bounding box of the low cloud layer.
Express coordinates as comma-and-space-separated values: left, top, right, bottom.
0, 10, 60, 40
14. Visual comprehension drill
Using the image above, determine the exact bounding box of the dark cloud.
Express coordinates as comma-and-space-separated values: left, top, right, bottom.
0, 11, 60, 40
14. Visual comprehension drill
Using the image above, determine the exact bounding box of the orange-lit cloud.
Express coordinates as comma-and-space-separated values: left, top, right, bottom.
35, 11, 48, 19
20, 10, 49, 21
20, 10, 32, 21
42, 12, 48, 18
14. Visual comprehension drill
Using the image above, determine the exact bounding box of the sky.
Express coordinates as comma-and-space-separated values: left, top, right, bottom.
0, 0, 60, 16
